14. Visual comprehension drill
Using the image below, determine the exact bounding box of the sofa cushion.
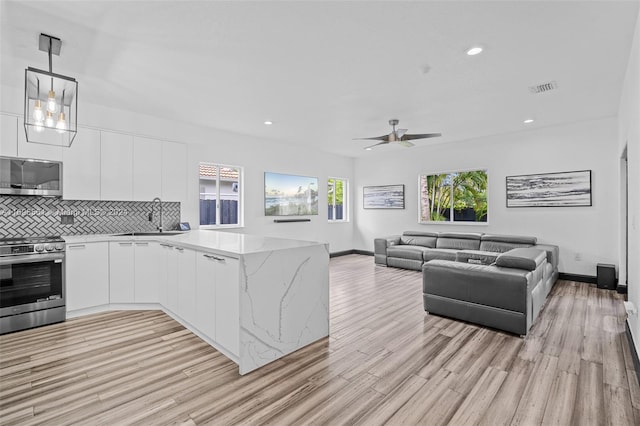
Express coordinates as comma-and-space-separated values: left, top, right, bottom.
400, 231, 438, 248
436, 232, 482, 251
495, 248, 546, 271
423, 248, 458, 262
456, 250, 499, 265
387, 245, 427, 261
479, 234, 537, 253
387, 257, 423, 271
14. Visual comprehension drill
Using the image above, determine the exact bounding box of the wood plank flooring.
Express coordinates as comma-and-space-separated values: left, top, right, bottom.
1, 254, 639, 425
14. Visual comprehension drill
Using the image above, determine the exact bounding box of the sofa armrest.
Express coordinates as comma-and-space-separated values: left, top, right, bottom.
374, 235, 401, 265
534, 244, 559, 271
495, 248, 546, 271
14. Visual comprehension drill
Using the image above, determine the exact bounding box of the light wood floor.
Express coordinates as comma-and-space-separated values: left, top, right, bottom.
1, 254, 639, 425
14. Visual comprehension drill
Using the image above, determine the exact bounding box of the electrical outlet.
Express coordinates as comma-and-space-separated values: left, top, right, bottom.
574, 252, 582, 261
60, 215, 74, 225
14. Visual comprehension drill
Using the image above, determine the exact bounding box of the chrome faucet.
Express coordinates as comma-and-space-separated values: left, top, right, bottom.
150, 197, 163, 232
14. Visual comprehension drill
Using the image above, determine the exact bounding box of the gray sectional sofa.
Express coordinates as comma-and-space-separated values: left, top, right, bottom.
374, 231, 560, 335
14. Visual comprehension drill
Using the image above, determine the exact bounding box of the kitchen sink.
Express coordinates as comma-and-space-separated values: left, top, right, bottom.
114, 232, 185, 236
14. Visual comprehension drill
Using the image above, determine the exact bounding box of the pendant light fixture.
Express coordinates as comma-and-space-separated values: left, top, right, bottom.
24, 33, 78, 147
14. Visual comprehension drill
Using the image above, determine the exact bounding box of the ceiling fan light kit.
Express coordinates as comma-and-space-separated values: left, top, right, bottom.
355, 119, 441, 150
24, 33, 78, 147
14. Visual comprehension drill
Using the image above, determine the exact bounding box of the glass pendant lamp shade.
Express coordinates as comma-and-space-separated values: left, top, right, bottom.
23, 34, 78, 147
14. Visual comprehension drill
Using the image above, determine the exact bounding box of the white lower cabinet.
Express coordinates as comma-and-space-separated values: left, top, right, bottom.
68, 238, 239, 357
66, 242, 109, 312
176, 247, 197, 326
133, 242, 161, 303
214, 255, 240, 356
161, 243, 179, 314
109, 241, 135, 303
195, 252, 239, 356
195, 253, 218, 339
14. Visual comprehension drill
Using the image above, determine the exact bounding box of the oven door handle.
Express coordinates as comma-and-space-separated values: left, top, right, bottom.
0, 252, 65, 265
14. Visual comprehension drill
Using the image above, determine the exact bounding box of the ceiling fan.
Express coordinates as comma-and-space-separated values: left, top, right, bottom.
354, 119, 441, 149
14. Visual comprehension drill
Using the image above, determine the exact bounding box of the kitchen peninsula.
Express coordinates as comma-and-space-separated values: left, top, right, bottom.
64, 230, 330, 375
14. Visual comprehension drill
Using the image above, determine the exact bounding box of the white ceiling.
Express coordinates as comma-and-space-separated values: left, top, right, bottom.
1, 1, 638, 157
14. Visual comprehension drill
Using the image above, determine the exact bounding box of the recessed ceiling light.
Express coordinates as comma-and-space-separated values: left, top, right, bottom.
365, 147, 373, 151
466, 46, 483, 56
264, 121, 273, 125
523, 119, 534, 124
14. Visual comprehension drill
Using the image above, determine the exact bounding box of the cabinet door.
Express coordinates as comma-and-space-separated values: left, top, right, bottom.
195, 252, 217, 338
133, 136, 162, 201
109, 241, 135, 303
161, 141, 187, 203
164, 245, 179, 314
0, 114, 18, 157
101, 131, 133, 201
134, 241, 161, 303
215, 256, 239, 356
176, 247, 197, 325
62, 127, 101, 200
17, 117, 63, 161
66, 242, 109, 311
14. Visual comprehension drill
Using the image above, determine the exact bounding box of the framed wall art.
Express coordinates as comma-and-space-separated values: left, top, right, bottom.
506, 170, 592, 207
363, 184, 405, 209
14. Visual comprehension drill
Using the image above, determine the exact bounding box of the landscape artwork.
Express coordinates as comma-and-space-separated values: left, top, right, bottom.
506, 170, 592, 207
363, 185, 405, 209
264, 172, 319, 216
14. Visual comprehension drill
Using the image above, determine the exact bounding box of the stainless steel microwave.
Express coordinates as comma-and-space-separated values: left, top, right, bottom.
0, 156, 62, 197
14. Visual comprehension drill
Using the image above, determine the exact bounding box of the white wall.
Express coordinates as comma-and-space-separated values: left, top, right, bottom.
185, 134, 354, 252
618, 8, 640, 358
1, 84, 355, 253
354, 117, 619, 276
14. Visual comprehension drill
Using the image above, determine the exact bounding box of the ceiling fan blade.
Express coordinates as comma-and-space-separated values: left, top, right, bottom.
401, 133, 442, 141
395, 128, 408, 138
353, 135, 390, 142
398, 140, 414, 148
364, 141, 389, 150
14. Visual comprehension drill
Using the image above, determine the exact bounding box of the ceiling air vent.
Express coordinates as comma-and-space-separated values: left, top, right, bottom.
529, 81, 558, 94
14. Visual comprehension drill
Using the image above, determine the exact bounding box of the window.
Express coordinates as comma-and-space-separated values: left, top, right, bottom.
199, 163, 242, 227
419, 169, 488, 223
328, 177, 348, 221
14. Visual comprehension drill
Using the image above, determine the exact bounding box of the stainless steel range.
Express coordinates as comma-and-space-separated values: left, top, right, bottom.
0, 236, 65, 334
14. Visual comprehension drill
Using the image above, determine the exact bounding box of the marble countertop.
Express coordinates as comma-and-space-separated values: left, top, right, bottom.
63, 230, 327, 257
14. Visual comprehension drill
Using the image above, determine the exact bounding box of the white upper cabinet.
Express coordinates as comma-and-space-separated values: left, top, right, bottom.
62, 127, 101, 200
0, 114, 18, 157
100, 131, 133, 201
162, 141, 187, 203
17, 117, 63, 161
133, 136, 162, 201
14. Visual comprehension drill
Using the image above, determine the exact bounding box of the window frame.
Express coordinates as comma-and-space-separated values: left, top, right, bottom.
417, 168, 488, 225
199, 162, 244, 229
327, 176, 349, 223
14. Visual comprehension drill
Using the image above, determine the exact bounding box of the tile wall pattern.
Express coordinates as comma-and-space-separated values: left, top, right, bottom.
0, 196, 180, 238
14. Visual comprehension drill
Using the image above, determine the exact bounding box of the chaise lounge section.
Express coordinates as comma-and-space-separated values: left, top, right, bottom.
423, 248, 549, 335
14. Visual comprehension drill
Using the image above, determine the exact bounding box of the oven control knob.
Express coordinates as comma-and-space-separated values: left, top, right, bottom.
55, 243, 64, 251
35, 244, 44, 252
44, 244, 54, 251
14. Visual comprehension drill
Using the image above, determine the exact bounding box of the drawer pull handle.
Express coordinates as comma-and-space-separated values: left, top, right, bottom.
204, 254, 226, 262
135, 242, 149, 246
68, 244, 86, 249
119, 242, 133, 246
160, 244, 173, 248
175, 247, 184, 251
